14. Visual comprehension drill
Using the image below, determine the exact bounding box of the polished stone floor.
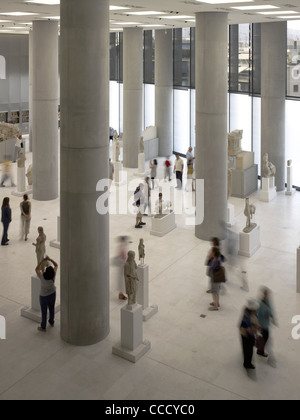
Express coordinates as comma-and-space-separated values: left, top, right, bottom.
0, 144, 300, 400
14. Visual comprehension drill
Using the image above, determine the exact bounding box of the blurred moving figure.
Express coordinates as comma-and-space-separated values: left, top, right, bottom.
0, 158, 15, 188
114, 236, 130, 301
239, 299, 260, 371
226, 228, 249, 292
257, 287, 278, 366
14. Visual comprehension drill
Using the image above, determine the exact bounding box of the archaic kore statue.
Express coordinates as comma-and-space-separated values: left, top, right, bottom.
243, 198, 257, 233
32, 227, 47, 270
17, 151, 26, 169
26, 164, 33, 186
124, 251, 139, 306
263, 153, 276, 178
116, 141, 121, 163
138, 238, 145, 266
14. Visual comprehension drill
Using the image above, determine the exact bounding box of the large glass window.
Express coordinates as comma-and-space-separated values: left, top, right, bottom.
144, 84, 155, 129
144, 31, 155, 85
286, 100, 300, 186
287, 20, 300, 98
174, 89, 190, 154
229, 93, 252, 152
173, 28, 194, 88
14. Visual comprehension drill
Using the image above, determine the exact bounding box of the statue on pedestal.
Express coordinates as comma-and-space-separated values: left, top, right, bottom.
287, 159, 292, 167
17, 151, 26, 169
26, 164, 33, 186
32, 227, 47, 271
263, 153, 276, 178
124, 251, 139, 306
116, 141, 121, 163
228, 129, 243, 157
243, 198, 257, 233
139, 136, 144, 154
138, 239, 145, 266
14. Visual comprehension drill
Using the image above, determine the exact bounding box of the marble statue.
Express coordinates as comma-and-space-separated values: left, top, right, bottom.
17, 151, 26, 168
243, 198, 257, 233
263, 153, 276, 178
113, 130, 118, 142
26, 164, 33, 186
138, 239, 145, 266
227, 160, 232, 200
228, 129, 243, 157
287, 159, 292, 167
124, 251, 139, 306
155, 193, 172, 217
139, 136, 144, 154
32, 227, 47, 270
116, 141, 121, 163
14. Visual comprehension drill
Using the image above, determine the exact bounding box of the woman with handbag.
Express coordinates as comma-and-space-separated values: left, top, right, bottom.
208, 247, 224, 311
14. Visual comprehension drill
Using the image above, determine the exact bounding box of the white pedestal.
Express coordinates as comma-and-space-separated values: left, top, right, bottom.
114, 161, 124, 186
21, 276, 60, 323
286, 166, 296, 196
227, 203, 236, 227
50, 216, 60, 249
150, 212, 176, 237
297, 247, 300, 294
239, 225, 261, 258
112, 141, 117, 163
112, 304, 151, 363
137, 265, 158, 322
12, 166, 32, 197
260, 177, 277, 202
134, 153, 146, 177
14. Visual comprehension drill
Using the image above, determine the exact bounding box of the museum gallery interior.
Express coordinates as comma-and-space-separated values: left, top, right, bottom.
0, 0, 300, 401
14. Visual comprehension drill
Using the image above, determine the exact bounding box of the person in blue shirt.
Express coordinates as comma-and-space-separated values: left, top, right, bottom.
257, 287, 277, 358
1, 197, 12, 246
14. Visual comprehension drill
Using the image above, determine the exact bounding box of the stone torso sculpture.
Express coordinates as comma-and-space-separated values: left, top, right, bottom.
33, 227, 47, 269
116, 141, 120, 162
138, 239, 145, 266
263, 153, 276, 178
243, 198, 257, 233
26, 164, 33, 186
17, 152, 26, 168
124, 251, 139, 306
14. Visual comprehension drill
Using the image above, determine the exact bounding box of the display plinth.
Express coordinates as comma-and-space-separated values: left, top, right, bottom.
114, 162, 125, 186
260, 177, 277, 202
227, 203, 236, 228
50, 216, 60, 249
231, 164, 258, 199
12, 166, 32, 197
297, 247, 300, 294
137, 264, 158, 322
112, 304, 151, 363
150, 212, 176, 237
21, 276, 60, 323
134, 153, 146, 177
286, 166, 296, 196
239, 225, 261, 258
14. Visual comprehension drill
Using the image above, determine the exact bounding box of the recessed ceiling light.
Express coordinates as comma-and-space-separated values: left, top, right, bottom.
140, 24, 166, 27
0, 20, 12, 23
159, 15, 192, 19
279, 15, 300, 19
257, 11, 298, 15
127, 11, 166, 16
198, 0, 253, 4
232, 5, 279, 10
0, 12, 39, 17
27, 0, 60, 4
111, 22, 140, 25
110, 6, 131, 11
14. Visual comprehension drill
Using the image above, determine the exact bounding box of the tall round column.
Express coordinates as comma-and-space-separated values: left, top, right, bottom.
261, 22, 286, 191
60, 0, 110, 346
123, 28, 143, 169
155, 29, 173, 158
32, 21, 59, 201
29, 31, 33, 153
195, 13, 228, 241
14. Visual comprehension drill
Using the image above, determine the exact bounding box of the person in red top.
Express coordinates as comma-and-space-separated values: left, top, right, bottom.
164, 157, 172, 182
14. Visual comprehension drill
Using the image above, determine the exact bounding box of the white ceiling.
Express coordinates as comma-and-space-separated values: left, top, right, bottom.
0, 0, 299, 34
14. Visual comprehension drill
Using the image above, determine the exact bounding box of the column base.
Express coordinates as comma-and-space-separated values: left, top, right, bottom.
49, 240, 60, 249
239, 225, 261, 258
143, 304, 158, 322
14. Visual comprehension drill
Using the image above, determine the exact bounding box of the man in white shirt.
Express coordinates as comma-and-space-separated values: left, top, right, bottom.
13, 135, 23, 162
174, 154, 184, 189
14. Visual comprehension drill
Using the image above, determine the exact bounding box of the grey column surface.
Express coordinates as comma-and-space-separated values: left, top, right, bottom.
123, 28, 143, 169
155, 30, 173, 158
195, 13, 228, 241
261, 22, 286, 192
32, 21, 59, 201
60, 0, 110, 346
29, 31, 33, 153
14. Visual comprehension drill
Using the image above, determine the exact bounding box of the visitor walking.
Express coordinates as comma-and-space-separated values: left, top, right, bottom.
239, 299, 260, 370
174, 154, 184, 189
257, 287, 278, 358
1, 197, 12, 246
134, 183, 146, 229
150, 159, 158, 189
207, 247, 224, 311
0, 159, 16, 187
164, 157, 172, 182
35, 256, 58, 332
20, 194, 31, 241
186, 147, 195, 191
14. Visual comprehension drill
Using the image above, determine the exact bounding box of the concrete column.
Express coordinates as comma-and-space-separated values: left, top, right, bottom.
29, 31, 33, 153
60, 0, 110, 346
261, 22, 286, 192
195, 13, 228, 241
32, 21, 59, 201
155, 29, 173, 157
123, 28, 143, 169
